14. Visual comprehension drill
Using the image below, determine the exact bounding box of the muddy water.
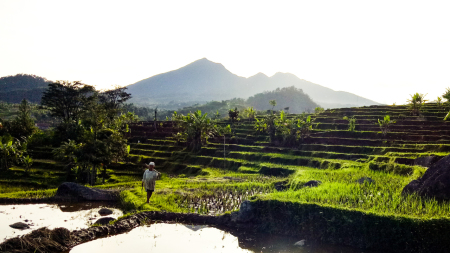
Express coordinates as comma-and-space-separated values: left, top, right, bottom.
69, 223, 373, 253
0, 202, 122, 242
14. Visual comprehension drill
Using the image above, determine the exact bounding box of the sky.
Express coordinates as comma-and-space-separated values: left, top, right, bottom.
1, 0, 450, 105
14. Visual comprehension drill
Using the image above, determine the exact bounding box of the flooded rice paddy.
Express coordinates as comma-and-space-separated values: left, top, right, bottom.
0, 202, 122, 242
69, 223, 373, 253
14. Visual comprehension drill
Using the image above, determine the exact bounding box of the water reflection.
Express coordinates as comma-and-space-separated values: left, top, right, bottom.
70, 223, 374, 253
0, 203, 122, 242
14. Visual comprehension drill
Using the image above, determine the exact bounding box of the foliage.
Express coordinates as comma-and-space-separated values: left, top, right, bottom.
314, 107, 325, 114
407, 93, 427, 116
49, 86, 136, 185
5, 99, 38, 139
172, 110, 221, 151
269, 100, 277, 111
255, 111, 317, 146
247, 86, 319, 114
436, 96, 443, 110
22, 155, 33, 174
228, 107, 239, 123
442, 88, 450, 102
0, 135, 24, 171
99, 86, 132, 122
343, 116, 356, 131
41, 80, 96, 125
243, 107, 256, 121
378, 115, 396, 136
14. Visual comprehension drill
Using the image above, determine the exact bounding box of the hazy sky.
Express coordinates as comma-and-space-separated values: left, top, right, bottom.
1, 0, 450, 104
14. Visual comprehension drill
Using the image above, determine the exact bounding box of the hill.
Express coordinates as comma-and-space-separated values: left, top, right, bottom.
247, 86, 319, 113
0, 74, 50, 103
127, 58, 380, 108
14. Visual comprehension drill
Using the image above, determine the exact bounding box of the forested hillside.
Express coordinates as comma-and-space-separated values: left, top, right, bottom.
247, 86, 319, 113
0, 74, 50, 103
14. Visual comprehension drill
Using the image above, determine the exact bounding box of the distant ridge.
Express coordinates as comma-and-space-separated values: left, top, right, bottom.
127, 58, 380, 108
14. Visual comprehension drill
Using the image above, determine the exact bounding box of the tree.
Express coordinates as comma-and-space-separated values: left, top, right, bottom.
255, 111, 317, 146
0, 99, 38, 139
41, 81, 95, 124
407, 93, 427, 116
51, 86, 136, 185
314, 107, 325, 114
99, 86, 131, 122
172, 110, 220, 151
269, 100, 277, 112
7, 99, 38, 139
243, 107, 256, 121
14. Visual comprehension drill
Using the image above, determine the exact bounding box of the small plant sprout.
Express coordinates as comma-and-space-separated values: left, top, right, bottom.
343, 116, 356, 131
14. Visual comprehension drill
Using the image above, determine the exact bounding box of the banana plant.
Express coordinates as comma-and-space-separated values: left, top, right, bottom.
0, 136, 24, 171
407, 93, 427, 116
378, 115, 396, 136
172, 110, 221, 151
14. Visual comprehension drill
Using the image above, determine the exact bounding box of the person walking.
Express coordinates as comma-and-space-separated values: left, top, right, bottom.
142, 162, 160, 203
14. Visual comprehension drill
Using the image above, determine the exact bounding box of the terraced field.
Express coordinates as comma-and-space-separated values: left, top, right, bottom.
4, 103, 450, 251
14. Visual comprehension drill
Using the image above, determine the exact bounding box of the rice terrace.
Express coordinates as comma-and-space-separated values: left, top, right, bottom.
2, 1, 450, 252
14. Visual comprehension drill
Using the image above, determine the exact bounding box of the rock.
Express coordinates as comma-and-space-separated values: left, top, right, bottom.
304, 180, 321, 187
9, 222, 30, 229
414, 156, 442, 168
94, 217, 116, 225
236, 200, 254, 222
402, 154, 450, 201
357, 177, 375, 184
294, 239, 306, 246
54, 182, 119, 201
98, 208, 113, 215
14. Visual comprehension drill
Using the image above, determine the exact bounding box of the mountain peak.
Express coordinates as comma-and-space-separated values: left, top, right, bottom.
249, 72, 268, 78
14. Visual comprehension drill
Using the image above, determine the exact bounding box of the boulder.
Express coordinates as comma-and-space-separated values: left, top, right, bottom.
402, 154, 450, 201
9, 222, 29, 229
98, 208, 113, 215
94, 217, 116, 225
357, 177, 375, 185
414, 156, 442, 168
54, 182, 119, 201
294, 239, 306, 246
304, 180, 321, 187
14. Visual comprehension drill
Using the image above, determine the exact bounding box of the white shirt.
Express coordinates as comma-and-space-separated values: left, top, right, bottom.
142, 169, 160, 191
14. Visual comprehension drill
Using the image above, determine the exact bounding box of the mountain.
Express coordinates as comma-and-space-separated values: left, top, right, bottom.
126, 58, 380, 108
0, 74, 50, 103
